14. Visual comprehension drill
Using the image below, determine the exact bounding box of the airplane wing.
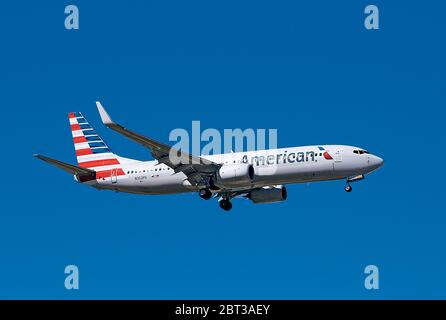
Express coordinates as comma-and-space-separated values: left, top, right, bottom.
95, 101, 220, 186
34, 154, 96, 177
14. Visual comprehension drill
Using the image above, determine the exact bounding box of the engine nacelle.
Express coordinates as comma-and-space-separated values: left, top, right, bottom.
214, 163, 255, 188
249, 186, 287, 204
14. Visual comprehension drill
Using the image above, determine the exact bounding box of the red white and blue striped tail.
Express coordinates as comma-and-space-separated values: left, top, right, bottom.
68, 112, 126, 179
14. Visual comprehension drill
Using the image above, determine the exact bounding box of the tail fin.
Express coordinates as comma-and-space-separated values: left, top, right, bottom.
68, 112, 126, 177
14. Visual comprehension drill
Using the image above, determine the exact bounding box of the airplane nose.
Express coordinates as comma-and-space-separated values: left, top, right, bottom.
377, 156, 384, 167
369, 155, 384, 170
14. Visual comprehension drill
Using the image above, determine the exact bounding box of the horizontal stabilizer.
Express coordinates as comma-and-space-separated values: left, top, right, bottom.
33, 154, 95, 177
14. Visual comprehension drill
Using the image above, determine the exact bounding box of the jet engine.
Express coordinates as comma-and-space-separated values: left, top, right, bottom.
248, 186, 287, 204
213, 163, 255, 188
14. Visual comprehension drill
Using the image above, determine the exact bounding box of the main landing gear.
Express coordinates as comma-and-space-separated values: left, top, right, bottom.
198, 188, 212, 200
198, 187, 233, 212
219, 198, 233, 211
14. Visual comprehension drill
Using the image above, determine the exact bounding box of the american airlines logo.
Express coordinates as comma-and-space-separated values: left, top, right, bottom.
241, 149, 333, 166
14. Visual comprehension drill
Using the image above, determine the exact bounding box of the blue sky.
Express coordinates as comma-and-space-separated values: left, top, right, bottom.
0, 1, 445, 299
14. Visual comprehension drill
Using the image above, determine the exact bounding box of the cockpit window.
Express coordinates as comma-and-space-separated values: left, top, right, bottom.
353, 149, 369, 155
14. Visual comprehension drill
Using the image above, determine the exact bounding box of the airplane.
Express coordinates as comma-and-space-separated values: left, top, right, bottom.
34, 102, 384, 211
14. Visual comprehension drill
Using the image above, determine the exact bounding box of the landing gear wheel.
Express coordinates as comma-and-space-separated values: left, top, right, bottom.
344, 184, 352, 193
219, 199, 233, 211
198, 188, 212, 200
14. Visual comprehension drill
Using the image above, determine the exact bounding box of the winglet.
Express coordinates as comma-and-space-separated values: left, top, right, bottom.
96, 101, 115, 125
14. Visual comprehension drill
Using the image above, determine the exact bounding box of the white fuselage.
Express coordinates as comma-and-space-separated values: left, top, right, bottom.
86, 145, 383, 195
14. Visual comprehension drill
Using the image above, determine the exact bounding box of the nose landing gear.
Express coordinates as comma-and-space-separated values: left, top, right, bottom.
344, 174, 364, 192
